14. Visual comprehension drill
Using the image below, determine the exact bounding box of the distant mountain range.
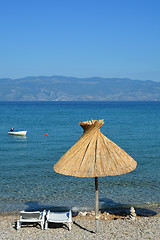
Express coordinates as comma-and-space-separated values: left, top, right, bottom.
0, 76, 160, 101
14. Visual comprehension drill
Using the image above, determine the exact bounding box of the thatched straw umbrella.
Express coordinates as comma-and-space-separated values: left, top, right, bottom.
54, 119, 137, 232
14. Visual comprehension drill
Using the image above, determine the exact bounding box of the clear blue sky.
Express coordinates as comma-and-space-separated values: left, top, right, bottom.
0, 0, 160, 81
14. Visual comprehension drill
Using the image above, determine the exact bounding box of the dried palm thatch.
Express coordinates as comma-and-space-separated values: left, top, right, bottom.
54, 119, 137, 177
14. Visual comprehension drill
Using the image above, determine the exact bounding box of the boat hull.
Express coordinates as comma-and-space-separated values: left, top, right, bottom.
8, 131, 27, 136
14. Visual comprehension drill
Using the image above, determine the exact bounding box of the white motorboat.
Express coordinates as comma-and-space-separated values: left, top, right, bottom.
8, 130, 27, 136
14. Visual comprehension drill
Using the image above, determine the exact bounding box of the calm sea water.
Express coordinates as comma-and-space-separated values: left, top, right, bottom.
0, 101, 159, 212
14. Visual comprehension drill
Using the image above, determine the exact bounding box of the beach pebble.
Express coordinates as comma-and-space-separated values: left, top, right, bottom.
91, 211, 95, 216
0, 214, 160, 240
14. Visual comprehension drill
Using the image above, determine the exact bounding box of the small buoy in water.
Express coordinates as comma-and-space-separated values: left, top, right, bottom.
45, 133, 48, 136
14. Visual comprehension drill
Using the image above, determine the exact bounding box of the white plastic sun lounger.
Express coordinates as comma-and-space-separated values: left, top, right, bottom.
17, 210, 46, 230
45, 210, 72, 231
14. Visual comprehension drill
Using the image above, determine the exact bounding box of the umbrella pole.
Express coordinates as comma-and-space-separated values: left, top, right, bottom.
95, 177, 99, 232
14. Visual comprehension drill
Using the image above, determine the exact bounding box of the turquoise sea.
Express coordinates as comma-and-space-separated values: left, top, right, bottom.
0, 101, 159, 212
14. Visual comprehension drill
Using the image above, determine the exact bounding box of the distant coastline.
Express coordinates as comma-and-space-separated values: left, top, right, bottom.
0, 76, 160, 101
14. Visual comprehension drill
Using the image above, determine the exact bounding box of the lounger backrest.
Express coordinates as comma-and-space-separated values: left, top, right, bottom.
48, 211, 69, 221
20, 212, 41, 219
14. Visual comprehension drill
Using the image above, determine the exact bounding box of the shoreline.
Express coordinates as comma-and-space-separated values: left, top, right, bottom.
0, 205, 160, 216
0, 206, 160, 218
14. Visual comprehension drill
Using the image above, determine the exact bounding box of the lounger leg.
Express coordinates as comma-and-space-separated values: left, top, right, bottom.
45, 221, 48, 230
17, 220, 21, 230
69, 222, 71, 231
41, 221, 44, 230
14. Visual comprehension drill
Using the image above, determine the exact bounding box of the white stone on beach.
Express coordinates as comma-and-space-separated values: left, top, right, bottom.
129, 207, 137, 220
78, 211, 88, 217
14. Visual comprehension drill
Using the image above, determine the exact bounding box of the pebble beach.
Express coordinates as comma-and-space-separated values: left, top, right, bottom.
0, 210, 160, 240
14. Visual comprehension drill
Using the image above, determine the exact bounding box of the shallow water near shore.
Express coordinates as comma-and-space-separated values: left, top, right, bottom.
0, 101, 160, 212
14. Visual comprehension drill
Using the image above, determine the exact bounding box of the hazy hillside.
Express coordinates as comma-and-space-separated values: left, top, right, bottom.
0, 76, 160, 101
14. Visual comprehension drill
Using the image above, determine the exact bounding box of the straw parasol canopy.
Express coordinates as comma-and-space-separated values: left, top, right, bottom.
54, 119, 137, 232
